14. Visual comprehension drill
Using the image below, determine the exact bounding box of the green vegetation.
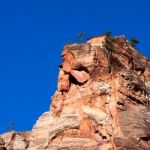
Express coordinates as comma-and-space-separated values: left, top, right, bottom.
103, 31, 116, 73
8, 121, 14, 132
103, 31, 112, 37
130, 37, 139, 47
64, 32, 87, 45
103, 33, 116, 54
76, 32, 86, 43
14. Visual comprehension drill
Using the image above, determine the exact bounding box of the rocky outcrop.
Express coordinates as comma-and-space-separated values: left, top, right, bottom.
0, 136, 5, 150
1, 131, 30, 150
1, 35, 150, 150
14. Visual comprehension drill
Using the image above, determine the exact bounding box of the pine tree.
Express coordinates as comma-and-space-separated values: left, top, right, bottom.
130, 37, 139, 47
76, 32, 86, 43
8, 121, 14, 132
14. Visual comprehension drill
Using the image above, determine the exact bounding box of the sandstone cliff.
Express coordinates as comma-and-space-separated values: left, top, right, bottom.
1, 35, 150, 150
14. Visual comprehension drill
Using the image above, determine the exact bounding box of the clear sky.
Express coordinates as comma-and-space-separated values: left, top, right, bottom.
0, 0, 150, 133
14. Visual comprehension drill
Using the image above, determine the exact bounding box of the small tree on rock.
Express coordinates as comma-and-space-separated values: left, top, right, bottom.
103, 31, 112, 37
130, 37, 139, 47
8, 121, 14, 132
76, 32, 86, 43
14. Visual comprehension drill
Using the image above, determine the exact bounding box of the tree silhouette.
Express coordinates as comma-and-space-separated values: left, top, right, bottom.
76, 32, 86, 43
130, 37, 139, 47
103, 35, 116, 73
103, 31, 112, 37
8, 121, 14, 132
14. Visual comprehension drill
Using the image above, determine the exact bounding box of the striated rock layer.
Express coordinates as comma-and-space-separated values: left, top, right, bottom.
1, 131, 30, 150
1, 35, 150, 150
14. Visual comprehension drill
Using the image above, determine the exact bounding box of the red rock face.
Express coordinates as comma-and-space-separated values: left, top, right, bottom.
1, 35, 150, 150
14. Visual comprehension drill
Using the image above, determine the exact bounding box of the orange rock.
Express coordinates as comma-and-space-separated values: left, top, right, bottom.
2, 35, 150, 150
58, 70, 70, 91
70, 70, 90, 83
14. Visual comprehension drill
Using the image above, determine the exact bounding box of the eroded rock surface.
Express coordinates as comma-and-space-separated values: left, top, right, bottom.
1, 131, 30, 150
1, 35, 150, 150
0, 136, 5, 150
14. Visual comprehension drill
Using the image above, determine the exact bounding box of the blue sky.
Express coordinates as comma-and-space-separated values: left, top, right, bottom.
0, 0, 150, 133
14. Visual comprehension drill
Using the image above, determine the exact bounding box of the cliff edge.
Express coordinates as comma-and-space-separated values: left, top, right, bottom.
1, 35, 150, 150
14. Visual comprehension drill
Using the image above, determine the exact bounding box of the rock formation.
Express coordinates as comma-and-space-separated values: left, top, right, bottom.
1, 131, 30, 150
1, 35, 150, 149
0, 136, 5, 150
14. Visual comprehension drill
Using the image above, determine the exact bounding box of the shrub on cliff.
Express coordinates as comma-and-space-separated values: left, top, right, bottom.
8, 121, 14, 132
103, 31, 112, 37
76, 32, 86, 43
130, 37, 139, 47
